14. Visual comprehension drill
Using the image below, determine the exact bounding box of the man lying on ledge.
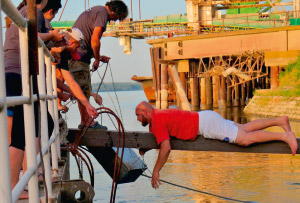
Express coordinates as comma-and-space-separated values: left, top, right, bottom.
135, 101, 298, 189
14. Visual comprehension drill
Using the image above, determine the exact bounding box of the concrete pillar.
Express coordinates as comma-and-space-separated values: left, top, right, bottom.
270, 66, 279, 89
161, 64, 169, 109
246, 81, 252, 102
233, 106, 241, 124
234, 77, 240, 107
191, 77, 200, 111
200, 78, 207, 110
179, 72, 187, 94
199, 5, 214, 26
220, 76, 226, 108
206, 77, 212, 109
226, 78, 232, 107
119, 36, 132, 55
294, 0, 300, 18
212, 76, 219, 108
219, 107, 227, 120
186, 0, 199, 30
241, 84, 246, 106
168, 65, 191, 111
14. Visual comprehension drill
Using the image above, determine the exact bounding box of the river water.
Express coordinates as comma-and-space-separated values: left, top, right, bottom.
64, 90, 300, 203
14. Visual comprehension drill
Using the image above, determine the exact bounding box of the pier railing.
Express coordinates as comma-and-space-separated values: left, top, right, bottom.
0, 0, 60, 202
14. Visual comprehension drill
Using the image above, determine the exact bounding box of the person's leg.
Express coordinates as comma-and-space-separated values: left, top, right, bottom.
237, 116, 291, 132
235, 129, 297, 155
78, 101, 90, 126
69, 61, 98, 127
9, 147, 24, 189
11, 146, 28, 199
7, 116, 13, 144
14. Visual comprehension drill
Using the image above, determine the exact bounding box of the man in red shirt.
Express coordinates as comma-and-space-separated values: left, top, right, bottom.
135, 101, 298, 189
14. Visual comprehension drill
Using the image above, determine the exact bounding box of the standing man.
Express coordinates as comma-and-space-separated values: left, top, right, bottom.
69, 0, 128, 129
135, 101, 298, 189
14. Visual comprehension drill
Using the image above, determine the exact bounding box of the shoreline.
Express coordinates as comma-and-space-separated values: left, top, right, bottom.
244, 95, 300, 121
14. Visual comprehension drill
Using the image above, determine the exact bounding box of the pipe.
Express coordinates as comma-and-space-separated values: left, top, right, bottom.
0, 0, 12, 201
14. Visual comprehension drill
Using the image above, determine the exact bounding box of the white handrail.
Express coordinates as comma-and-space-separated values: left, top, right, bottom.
0, 0, 13, 202
0, 0, 60, 202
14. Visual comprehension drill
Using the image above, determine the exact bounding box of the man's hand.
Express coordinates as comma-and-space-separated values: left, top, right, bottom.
58, 105, 69, 113
100, 55, 111, 63
50, 49, 61, 65
139, 148, 150, 156
91, 59, 100, 72
51, 46, 65, 53
51, 29, 64, 42
93, 93, 103, 105
85, 104, 99, 119
151, 170, 161, 189
59, 92, 71, 102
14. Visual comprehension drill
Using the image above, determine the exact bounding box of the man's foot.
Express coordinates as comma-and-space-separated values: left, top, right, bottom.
279, 116, 292, 132
285, 131, 298, 156
78, 121, 107, 130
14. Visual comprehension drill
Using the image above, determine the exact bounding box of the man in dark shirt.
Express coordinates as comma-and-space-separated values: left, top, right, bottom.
69, 0, 128, 129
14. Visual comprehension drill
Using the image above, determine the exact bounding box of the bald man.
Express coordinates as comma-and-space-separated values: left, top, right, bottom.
135, 101, 298, 189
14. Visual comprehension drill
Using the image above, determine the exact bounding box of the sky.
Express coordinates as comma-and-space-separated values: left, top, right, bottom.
6, 0, 187, 83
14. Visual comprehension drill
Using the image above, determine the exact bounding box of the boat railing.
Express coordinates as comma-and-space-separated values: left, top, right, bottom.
0, 0, 60, 202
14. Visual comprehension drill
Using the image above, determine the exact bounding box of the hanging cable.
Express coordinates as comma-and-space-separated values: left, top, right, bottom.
140, 157, 252, 203
58, 0, 69, 21
108, 63, 123, 122
139, 0, 141, 20
141, 174, 252, 203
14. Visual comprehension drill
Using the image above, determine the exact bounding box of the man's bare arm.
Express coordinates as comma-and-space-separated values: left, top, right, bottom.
91, 26, 103, 70
60, 69, 98, 119
152, 139, 171, 189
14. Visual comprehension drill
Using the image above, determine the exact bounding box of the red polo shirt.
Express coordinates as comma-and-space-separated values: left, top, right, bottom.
149, 109, 199, 145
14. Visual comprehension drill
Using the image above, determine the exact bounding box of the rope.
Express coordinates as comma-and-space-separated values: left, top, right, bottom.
58, 0, 68, 21
141, 174, 252, 203
108, 63, 123, 122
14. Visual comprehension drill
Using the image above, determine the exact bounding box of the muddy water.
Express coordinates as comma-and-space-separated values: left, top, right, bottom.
66, 90, 300, 203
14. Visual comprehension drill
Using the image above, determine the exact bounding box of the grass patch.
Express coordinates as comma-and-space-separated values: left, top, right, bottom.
255, 56, 300, 97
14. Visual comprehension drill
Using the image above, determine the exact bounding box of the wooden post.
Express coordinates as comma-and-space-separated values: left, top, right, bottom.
233, 106, 241, 124
220, 76, 226, 108
191, 77, 199, 111
212, 76, 219, 108
161, 64, 168, 109
226, 78, 232, 107
200, 78, 207, 110
206, 77, 212, 109
219, 107, 227, 119
234, 77, 240, 107
246, 81, 252, 103
149, 48, 157, 104
226, 106, 233, 121
179, 72, 187, 94
270, 66, 279, 89
168, 65, 191, 111
155, 49, 161, 109
241, 84, 246, 106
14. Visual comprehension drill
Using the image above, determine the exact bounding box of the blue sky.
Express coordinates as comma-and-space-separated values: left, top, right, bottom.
6, 0, 187, 83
